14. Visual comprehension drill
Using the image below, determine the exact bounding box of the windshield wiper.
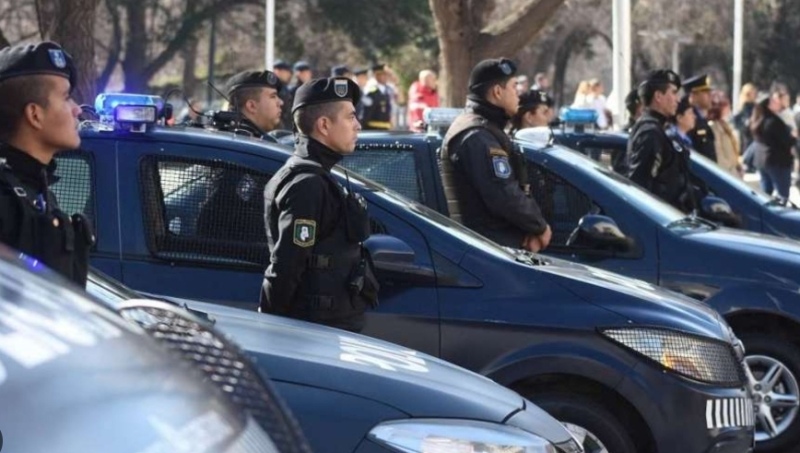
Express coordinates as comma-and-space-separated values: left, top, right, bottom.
666, 213, 717, 230
503, 246, 550, 266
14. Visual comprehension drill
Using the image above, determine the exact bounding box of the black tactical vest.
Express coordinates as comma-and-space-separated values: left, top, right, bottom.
0, 164, 94, 287
265, 157, 378, 331
440, 112, 529, 222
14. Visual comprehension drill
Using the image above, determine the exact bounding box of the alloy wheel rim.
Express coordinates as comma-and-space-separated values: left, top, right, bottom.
562, 422, 609, 453
745, 354, 800, 442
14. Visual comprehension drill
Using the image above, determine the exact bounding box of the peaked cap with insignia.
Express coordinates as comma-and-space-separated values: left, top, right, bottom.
683, 74, 712, 93
292, 77, 361, 114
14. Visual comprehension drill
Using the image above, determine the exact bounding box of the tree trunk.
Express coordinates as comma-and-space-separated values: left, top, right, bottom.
181, 0, 199, 98
97, 0, 122, 92
429, 0, 566, 106
121, 0, 148, 92
36, 0, 100, 104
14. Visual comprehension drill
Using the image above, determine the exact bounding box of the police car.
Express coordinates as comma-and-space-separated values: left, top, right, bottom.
87, 268, 580, 453
543, 112, 800, 239
0, 244, 298, 453
55, 93, 753, 453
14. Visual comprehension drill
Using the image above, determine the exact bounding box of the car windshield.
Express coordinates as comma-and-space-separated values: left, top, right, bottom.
331, 167, 525, 263
520, 143, 689, 228
690, 151, 795, 210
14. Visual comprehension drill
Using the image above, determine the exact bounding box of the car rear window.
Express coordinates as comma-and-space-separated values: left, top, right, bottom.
52, 149, 96, 224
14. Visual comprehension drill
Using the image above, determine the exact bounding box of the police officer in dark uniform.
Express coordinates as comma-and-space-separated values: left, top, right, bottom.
627, 70, 696, 212
684, 74, 717, 162
260, 77, 378, 332
331, 65, 352, 79
440, 58, 551, 252
220, 70, 285, 141
361, 64, 393, 130
273, 60, 294, 130
0, 41, 94, 287
623, 88, 642, 133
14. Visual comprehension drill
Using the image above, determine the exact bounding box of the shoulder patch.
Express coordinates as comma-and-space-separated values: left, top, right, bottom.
489, 147, 508, 157
293, 219, 317, 247
492, 156, 512, 179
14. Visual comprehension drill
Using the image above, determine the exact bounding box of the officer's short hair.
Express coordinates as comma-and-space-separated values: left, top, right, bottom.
639, 81, 674, 106
293, 102, 345, 135
0, 75, 54, 141
230, 86, 265, 112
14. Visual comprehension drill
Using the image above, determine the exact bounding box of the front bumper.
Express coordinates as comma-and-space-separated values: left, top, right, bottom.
618, 360, 754, 453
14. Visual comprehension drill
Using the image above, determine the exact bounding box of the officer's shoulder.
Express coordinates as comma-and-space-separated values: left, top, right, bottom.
460, 127, 500, 148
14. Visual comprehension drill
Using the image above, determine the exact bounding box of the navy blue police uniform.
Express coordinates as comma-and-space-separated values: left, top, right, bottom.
361, 64, 393, 130
440, 58, 548, 248
627, 70, 696, 212
684, 74, 717, 162
260, 77, 378, 332
0, 42, 94, 287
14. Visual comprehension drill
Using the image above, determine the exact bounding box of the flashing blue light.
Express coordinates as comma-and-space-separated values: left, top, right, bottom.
94, 93, 164, 119
559, 108, 599, 125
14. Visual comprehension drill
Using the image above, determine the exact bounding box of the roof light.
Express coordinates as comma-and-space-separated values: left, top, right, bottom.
559, 107, 599, 125
94, 93, 164, 133
423, 108, 463, 129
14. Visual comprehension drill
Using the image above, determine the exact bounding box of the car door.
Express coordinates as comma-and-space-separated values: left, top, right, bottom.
115, 139, 278, 310
525, 153, 660, 283
52, 137, 123, 279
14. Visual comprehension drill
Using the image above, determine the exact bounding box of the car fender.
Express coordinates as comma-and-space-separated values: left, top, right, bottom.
705, 282, 800, 325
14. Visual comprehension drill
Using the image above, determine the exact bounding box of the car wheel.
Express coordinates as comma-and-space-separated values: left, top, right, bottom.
740, 333, 800, 452
532, 393, 637, 453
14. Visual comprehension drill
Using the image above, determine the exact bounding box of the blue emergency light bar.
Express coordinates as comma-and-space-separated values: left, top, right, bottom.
559, 107, 598, 125
94, 93, 164, 132
423, 107, 463, 128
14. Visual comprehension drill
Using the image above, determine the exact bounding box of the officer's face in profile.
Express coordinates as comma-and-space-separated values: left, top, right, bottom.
248, 87, 284, 132
321, 102, 361, 154
654, 84, 679, 116
32, 75, 81, 155
374, 70, 389, 85
675, 107, 696, 132
274, 68, 292, 84
495, 78, 520, 117
692, 90, 713, 110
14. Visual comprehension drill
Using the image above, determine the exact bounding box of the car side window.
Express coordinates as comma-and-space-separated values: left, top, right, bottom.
139, 155, 271, 267
528, 162, 597, 246
341, 145, 423, 203
52, 150, 96, 224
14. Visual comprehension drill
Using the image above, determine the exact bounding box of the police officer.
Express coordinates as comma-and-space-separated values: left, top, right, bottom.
222, 70, 285, 140
331, 65, 352, 79
510, 90, 553, 135
623, 88, 642, 133
260, 77, 378, 332
683, 74, 717, 162
440, 58, 551, 252
361, 64, 393, 130
627, 70, 695, 212
273, 60, 294, 129
0, 41, 94, 287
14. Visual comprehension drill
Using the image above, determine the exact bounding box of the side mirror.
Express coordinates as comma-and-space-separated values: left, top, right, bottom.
363, 235, 436, 285
566, 214, 635, 254
700, 196, 741, 228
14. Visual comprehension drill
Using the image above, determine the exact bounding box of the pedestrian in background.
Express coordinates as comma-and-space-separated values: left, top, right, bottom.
734, 83, 757, 169
407, 69, 439, 132
750, 92, 795, 203
708, 91, 742, 178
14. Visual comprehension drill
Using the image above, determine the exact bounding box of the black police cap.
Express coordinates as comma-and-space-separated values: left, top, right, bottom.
292, 77, 362, 114
683, 74, 712, 93
273, 60, 291, 71
643, 69, 681, 90
519, 90, 552, 111
226, 70, 283, 97
331, 65, 351, 77
293, 61, 311, 72
371, 63, 386, 72
468, 58, 517, 92
0, 41, 76, 89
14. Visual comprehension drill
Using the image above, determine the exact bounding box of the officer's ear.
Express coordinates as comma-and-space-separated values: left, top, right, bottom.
23, 102, 46, 131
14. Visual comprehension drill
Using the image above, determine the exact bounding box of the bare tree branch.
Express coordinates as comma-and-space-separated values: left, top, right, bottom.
97, 0, 121, 91
0, 26, 10, 48
475, 0, 566, 59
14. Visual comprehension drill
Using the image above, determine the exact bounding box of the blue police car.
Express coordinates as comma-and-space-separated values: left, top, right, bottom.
53, 94, 754, 453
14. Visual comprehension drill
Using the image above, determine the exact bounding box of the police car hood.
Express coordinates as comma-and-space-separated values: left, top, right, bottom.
684, 227, 800, 287
180, 300, 543, 424
0, 256, 276, 453
537, 256, 729, 341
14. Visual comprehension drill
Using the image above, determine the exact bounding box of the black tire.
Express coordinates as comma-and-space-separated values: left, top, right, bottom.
739, 332, 800, 453
531, 393, 637, 453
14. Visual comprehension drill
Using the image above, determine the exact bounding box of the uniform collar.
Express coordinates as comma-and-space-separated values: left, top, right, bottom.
0, 143, 57, 188
236, 117, 265, 139
294, 135, 343, 171
466, 98, 510, 129
643, 108, 669, 126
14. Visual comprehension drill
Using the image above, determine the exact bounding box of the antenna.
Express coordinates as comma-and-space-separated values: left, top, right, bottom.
207, 80, 231, 105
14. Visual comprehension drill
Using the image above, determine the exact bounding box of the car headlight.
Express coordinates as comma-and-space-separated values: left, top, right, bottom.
368, 419, 561, 453
601, 327, 744, 385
